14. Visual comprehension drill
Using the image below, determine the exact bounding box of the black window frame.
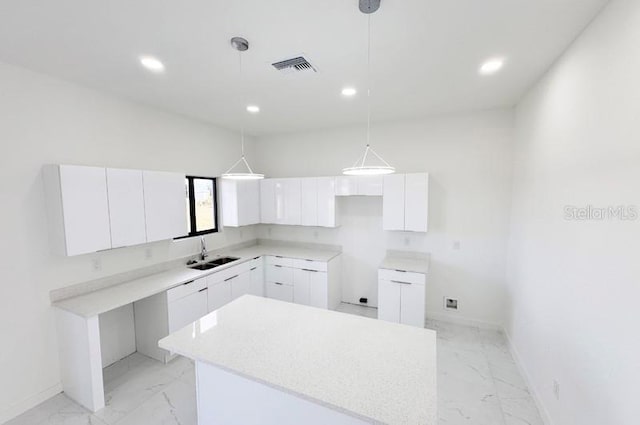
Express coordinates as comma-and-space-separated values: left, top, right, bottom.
176, 175, 219, 239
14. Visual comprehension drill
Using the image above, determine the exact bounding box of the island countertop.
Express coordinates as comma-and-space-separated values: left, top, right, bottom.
159, 296, 437, 425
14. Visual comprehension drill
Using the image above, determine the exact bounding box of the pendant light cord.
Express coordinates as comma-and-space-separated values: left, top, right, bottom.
366, 12, 371, 148
239, 49, 245, 158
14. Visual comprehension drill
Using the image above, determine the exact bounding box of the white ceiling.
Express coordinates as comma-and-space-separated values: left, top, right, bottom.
0, 0, 608, 135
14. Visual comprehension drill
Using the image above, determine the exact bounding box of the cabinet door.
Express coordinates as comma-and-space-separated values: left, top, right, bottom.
249, 265, 264, 297
300, 178, 318, 226
404, 173, 429, 233
231, 271, 251, 300
293, 269, 311, 306
208, 280, 232, 312
357, 176, 383, 196
168, 288, 208, 333
106, 168, 146, 248
317, 177, 337, 227
335, 176, 357, 196
309, 270, 329, 309
239, 180, 261, 225
382, 174, 405, 231
378, 279, 401, 323
400, 282, 426, 327
59, 165, 112, 256
284, 179, 302, 225
219, 179, 239, 227
265, 282, 293, 303
143, 171, 188, 242
274, 179, 286, 224
260, 179, 276, 224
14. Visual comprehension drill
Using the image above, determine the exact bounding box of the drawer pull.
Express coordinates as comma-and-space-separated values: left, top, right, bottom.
250, 267, 257, 271
275, 255, 284, 258
395, 269, 407, 273
224, 275, 238, 282
274, 282, 284, 286
305, 259, 313, 262
253, 256, 260, 260
391, 280, 412, 285
183, 280, 194, 286
302, 269, 318, 273
275, 265, 283, 268
198, 287, 208, 293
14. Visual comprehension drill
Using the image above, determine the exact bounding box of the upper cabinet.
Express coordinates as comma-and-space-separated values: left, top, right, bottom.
316, 177, 339, 227
44, 165, 112, 256
44, 165, 189, 256
383, 173, 429, 233
220, 180, 260, 227
107, 168, 147, 248
143, 171, 188, 242
335, 176, 383, 196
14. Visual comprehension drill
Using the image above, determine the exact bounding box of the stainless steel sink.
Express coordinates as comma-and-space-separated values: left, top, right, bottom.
207, 256, 239, 266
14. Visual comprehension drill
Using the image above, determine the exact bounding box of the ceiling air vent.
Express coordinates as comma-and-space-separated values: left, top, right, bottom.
271, 56, 317, 74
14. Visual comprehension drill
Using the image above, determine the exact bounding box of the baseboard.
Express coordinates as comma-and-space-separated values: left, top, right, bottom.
0, 382, 62, 424
426, 311, 502, 330
502, 328, 553, 425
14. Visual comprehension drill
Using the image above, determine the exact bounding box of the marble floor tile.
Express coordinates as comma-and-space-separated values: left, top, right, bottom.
10, 304, 545, 425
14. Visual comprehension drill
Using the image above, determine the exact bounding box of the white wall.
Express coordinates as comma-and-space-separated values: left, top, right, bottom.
254, 110, 514, 326
507, 1, 640, 424
0, 62, 257, 422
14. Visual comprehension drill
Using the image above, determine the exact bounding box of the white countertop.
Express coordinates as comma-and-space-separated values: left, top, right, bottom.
159, 296, 437, 425
53, 244, 341, 318
380, 251, 430, 274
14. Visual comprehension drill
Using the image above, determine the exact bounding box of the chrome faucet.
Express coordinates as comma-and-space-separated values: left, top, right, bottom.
200, 236, 208, 261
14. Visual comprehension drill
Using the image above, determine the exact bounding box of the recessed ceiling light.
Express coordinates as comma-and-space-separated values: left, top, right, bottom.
246, 105, 260, 113
139, 56, 165, 73
479, 58, 505, 75
341, 87, 357, 97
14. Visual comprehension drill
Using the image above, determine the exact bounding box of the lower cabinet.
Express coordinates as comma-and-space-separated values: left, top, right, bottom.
293, 268, 329, 309
265, 281, 294, 302
377, 269, 426, 328
208, 257, 262, 312
249, 263, 264, 296
167, 285, 208, 333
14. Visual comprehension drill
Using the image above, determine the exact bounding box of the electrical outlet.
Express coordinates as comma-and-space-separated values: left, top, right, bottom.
553, 380, 560, 400
145, 247, 153, 260
444, 297, 458, 311
92, 258, 102, 272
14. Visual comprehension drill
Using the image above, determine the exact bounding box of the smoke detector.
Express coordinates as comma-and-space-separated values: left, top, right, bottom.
271, 56, 317, 74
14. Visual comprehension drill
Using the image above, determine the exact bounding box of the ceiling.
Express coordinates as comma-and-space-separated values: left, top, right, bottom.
0, 0, 608, 135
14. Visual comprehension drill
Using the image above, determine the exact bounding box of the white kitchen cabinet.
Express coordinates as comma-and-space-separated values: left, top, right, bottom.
106, 168, 147, 248
230, 271, 251, 300
293, 268, 329, 308
168, 286, 208, 333
43, 164, 112, 256
317, 177, 338, 227
208, 278, 232, 312
383, 173, 429, 232
301, 178, 318, 226
260, 179, 276, 224
335, 176, 382, 196
220, 179, 260, 227
283, 178, 302, 225
143, 170, 188, 242
377, 269, 427, 327
266, 281, 294, 302
382, 174, 405, 231
249, 263, 265, 297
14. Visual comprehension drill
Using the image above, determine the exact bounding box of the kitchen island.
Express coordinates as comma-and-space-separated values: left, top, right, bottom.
159, 295, 437, 425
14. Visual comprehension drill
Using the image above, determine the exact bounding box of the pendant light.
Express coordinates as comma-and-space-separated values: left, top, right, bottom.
222, 37, 264, 180
343, 0, 395, 176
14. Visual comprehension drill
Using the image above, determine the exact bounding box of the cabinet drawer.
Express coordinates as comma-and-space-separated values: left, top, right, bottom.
167, 277, 208, 302
265, 264, 294, 285
265, 255, 295, 267
378, 269, 426, 285
291, 258, 327, 272
265, 281, 294, 303
208, 264, 244, 284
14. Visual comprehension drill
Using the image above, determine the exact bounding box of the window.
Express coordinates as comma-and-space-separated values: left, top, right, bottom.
181, 176, 218, 238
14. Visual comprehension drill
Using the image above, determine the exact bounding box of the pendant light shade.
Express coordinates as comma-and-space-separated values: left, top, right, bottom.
343, 144, 395, 176
222, 37, 264, 181
342, 1, 394, 177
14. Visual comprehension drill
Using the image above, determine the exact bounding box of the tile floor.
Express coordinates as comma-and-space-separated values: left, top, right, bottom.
7, 303, 544, 425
